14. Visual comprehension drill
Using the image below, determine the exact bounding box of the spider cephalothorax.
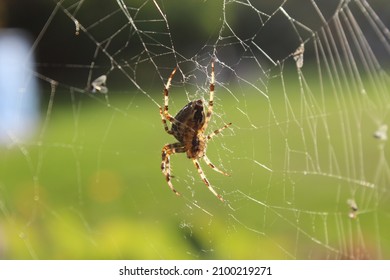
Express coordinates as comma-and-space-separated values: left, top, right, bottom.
159, 61, 232, 202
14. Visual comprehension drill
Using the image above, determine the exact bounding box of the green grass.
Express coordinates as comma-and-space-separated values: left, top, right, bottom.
1, 81, 389, 259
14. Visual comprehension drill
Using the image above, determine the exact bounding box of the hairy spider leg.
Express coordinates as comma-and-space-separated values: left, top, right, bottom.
207, 122, 232, 140
202, 61, 215, 132
161, 142, 186, 196
159, 107, 173, 135
192, 159, 224, 202
202, 155, 230, 176
161, 67, 179, 127
159, 67, 184, 135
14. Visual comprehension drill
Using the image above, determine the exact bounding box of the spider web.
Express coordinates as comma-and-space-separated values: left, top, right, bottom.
0, 0, 390, 259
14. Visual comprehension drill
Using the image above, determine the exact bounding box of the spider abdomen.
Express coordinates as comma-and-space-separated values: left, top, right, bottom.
172, 100, 205, 143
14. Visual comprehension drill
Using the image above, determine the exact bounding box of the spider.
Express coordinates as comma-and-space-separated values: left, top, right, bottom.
159, 61, 232, 202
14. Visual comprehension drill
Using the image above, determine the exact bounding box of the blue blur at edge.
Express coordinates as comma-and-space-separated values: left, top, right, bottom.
0, 29, 39, 146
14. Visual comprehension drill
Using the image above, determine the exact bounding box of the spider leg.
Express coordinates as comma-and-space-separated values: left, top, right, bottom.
207, 122, 232, 140
202, 61, 215, 131
162, 142, 185, 196
160, 67, 183, 133
202, 155, 230, 176
159, 106, 173, 135
160, 68, 183, 134
192, 159, 224, 202
162, 68, 179, 124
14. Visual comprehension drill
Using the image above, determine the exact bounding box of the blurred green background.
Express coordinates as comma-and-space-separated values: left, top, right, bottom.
1, 79, 389, 259
0, 0, 390, 259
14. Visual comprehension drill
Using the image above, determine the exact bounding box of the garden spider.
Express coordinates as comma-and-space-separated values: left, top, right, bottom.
159, 61, 232, 202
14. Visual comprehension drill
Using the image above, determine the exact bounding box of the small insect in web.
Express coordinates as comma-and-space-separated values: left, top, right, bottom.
293, 43, 305, 69
159, 61, 232, 202
90, 75, 108, 94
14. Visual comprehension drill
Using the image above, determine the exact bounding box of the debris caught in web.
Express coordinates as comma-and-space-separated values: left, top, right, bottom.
347, 199, 358, 219
373, 124, 388, 141
293, 43, 305, 69
74, 20, 80, 36
90, 75, 108, 94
